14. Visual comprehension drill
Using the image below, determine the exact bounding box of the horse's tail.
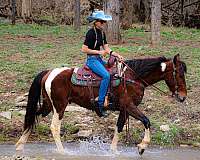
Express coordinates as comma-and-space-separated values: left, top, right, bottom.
24, 70, 49, 132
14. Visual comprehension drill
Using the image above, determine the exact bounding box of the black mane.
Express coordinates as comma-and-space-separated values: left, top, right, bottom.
125, 56, 167, 78
180, 61, 187, 74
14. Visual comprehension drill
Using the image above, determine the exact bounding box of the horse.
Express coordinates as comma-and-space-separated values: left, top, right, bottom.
15, 54, 187, 155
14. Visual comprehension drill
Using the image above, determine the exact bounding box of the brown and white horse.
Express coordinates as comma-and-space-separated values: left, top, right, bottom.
16, 54, 187, 155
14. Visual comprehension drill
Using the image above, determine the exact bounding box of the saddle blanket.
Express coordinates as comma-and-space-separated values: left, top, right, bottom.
71, 67, 120, 87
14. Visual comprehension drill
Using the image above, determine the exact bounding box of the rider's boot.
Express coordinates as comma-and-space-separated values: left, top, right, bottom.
94, 101, 109, 118
98, 104, 108, 118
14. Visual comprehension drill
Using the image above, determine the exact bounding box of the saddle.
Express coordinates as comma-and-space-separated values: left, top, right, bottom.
71, 64, 120, 87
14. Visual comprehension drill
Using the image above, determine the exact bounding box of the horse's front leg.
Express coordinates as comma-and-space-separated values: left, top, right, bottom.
111, 110, 128, 152
127, 104, 151, 155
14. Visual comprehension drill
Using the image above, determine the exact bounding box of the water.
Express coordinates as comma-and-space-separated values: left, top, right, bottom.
0, 139, 200, 160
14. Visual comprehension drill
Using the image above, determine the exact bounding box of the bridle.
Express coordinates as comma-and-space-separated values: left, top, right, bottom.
171, 59, 178, 97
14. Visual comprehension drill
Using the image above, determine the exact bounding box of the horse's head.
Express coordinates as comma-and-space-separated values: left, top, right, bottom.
162, 54, 187, 102
124, 54, 187, 103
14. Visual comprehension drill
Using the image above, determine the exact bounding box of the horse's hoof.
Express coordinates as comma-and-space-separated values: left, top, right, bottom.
16, 144, 24, 151
57, 149, 65, 155
110, 145, 117, 153
138, 147, 145, 155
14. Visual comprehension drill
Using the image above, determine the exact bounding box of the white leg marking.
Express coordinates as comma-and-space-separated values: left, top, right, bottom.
50, 111, 64, 154
45, 67, 69, 154
111, 126, 119, 151
15, 129, 31, 151
143, 128, 150, 143
137, 128, 150, 150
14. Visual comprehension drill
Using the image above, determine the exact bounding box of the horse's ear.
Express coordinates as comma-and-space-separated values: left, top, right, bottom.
173, 54, 180, 65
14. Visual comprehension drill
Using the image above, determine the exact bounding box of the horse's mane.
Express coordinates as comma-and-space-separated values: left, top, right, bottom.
179, 60, 187, 75
125, 56, 167, 78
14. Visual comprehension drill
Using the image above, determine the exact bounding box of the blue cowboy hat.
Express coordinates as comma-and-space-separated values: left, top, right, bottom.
87, 10, 112, 23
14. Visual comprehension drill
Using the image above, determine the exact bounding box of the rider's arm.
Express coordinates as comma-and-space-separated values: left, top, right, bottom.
103, 44, 112, 54
103, 44, 124, 60
81, 45, 101, 55
81, 45, 108, 56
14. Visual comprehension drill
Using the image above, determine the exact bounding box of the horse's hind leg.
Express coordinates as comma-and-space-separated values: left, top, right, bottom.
50, 109, 65, 154
47, 87, 69, 154
15, 129, 31, 151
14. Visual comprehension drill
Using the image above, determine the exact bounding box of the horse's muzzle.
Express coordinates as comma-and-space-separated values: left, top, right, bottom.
175, 94, 186, 102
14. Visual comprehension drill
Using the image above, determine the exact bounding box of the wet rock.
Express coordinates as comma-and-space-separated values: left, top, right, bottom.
147, 105, 152, 109
82, 117, 93, 123
108, 126, 115, 131
180, 144, 189, 147
174, 119, 180, 123
15, 93, 28, 108
0, 111, 11, 120
160, 124, 170, 132
9, 108, 20, 111
75, 124, 88, 128
65, 104, 88, 112
193, 142, 200, 147
77, 129, 93, 138
15, 95, 26, 103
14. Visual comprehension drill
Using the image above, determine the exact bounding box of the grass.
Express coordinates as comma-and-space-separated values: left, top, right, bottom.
0, 22, 200, 146
151, 122, 183, 146
62, 123, 79, 135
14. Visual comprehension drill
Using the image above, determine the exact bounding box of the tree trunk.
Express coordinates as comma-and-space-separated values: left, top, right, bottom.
11, 0, 16, 25
121, 0, 134, 29
151, 0, 161, 46
21, 0, 32, 23
74, 0, 80, 30
104, 0, 121, 44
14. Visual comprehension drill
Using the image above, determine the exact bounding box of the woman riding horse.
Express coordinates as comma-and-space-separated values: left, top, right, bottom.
81, 10, 123, 117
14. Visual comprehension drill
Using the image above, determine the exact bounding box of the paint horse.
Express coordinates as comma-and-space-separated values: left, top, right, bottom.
16, 54, 187, 155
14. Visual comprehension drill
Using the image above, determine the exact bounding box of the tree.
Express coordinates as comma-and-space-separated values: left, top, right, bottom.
151, 0, 161, 46
104, 0, 121, 44
21, 0, 32, 23
121, 0, 134, 29
74, 0, 81, 30
11, 0, 16, 25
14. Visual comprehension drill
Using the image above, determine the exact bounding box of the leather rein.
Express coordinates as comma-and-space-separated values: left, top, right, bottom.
121, 59, 177, 97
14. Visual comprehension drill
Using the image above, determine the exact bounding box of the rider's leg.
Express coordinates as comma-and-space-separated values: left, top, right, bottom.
87, 58, 110, 117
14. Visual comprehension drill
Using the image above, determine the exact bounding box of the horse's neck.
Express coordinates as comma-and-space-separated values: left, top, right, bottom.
141, 70, 164, 87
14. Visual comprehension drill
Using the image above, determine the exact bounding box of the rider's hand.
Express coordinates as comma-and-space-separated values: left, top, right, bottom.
112, 52, 124, 61
117, 55, 124, 61
99, 50, 108, 57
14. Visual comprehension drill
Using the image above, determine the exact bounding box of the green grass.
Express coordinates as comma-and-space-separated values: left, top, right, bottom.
0, 22, 86, 37
36, 124, 50, 135
0, 134, 8, 142
152, 125, 183, 146
62, 123, 79, 134
148, 118, 184, 146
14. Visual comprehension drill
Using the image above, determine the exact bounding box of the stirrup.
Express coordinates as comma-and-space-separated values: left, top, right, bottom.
93, 101, 109, 118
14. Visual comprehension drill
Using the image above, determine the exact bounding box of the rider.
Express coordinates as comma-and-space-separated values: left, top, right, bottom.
81, 10, 123, 117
